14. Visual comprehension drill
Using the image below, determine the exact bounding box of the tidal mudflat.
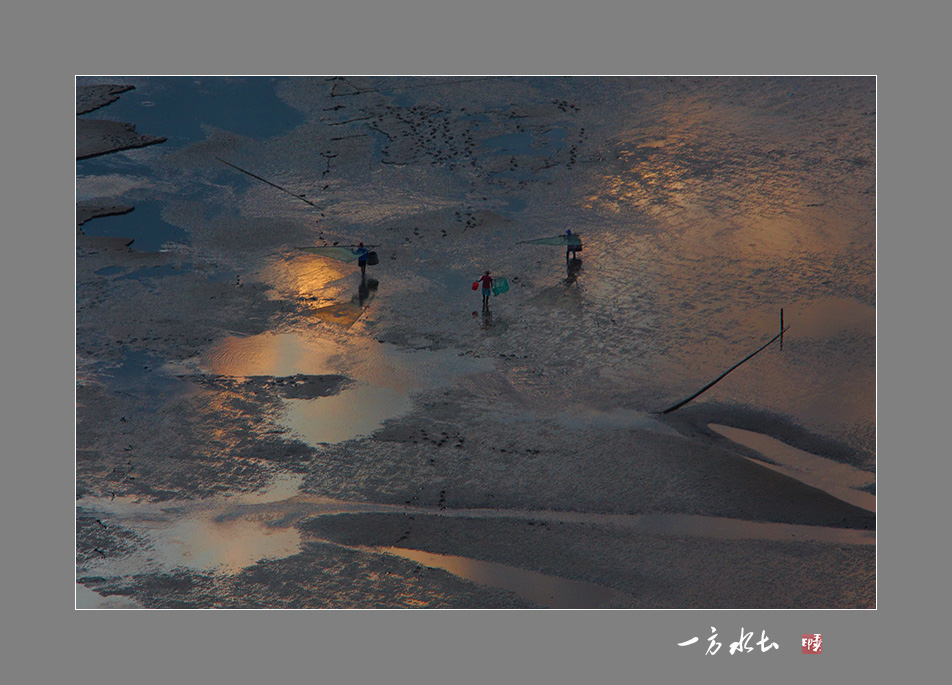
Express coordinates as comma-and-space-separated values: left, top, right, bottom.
76, 76, 875, 608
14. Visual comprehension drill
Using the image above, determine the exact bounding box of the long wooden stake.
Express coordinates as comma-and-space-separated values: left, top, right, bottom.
215, 157, 320, 209
660, 315, 791, 415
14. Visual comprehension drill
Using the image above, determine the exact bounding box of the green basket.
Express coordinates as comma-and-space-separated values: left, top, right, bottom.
492, 277, 509, 296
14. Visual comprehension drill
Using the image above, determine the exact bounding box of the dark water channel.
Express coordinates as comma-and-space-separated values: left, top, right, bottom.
77, 76, 306, 147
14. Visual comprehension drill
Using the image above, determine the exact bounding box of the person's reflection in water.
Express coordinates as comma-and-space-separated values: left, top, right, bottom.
565, 256, 582, 285
357, 273, 379, 307
471, 307, 494, 329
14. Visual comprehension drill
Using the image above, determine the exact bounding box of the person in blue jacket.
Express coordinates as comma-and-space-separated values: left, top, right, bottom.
355, 242, 369, 276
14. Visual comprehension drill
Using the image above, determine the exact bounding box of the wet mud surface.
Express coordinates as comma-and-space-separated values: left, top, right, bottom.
76, 77, 875, 608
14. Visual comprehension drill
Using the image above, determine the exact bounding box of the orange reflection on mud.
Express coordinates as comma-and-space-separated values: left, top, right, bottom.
377, 546, 627, 608
202, 332, 342, 378
582, 100, 708, 217
261, 252, 356, 307
192, 386, 255, 454
582, 96, 859, 260
311, 300, 366, 327
732, 297, 875, 341
263, 251, 375, 326
162, 515, 301, 574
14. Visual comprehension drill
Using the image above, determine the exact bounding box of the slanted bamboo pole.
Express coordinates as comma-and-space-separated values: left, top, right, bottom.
660, 311, 790, 415
215, 157, 320, 209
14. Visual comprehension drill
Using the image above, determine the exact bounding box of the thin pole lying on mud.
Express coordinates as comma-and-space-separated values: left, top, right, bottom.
215, 157, 321, 209
659, 311, 791, 415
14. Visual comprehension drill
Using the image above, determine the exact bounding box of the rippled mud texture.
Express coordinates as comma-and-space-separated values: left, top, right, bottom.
77, 77, 874, 608
304, 390, 874, 530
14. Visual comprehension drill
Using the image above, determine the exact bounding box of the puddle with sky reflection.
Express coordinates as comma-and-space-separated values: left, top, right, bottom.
196, 330, 492, 445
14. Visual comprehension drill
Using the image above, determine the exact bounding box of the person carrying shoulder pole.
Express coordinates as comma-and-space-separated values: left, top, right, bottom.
356, 241, 369, 277
564, 229, 578, 261
477, 270, 493, 310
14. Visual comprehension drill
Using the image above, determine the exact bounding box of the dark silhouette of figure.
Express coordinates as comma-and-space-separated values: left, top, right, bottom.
564, 229, 581, 261
358, 276, 370, 306
477, 271, 493, 310
356, 242, 369, 277
357, 274, 379, 307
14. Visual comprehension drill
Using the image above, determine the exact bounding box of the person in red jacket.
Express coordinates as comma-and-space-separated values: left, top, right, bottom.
477, 271, 493, 310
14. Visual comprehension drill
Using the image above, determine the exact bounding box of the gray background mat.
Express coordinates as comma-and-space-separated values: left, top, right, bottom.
5, 0, 947, 682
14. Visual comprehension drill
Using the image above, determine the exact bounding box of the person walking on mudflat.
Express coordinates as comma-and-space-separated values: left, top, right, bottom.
356, 242, 369, 277
477, 271, 493, 310
564, 229, 580, 261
